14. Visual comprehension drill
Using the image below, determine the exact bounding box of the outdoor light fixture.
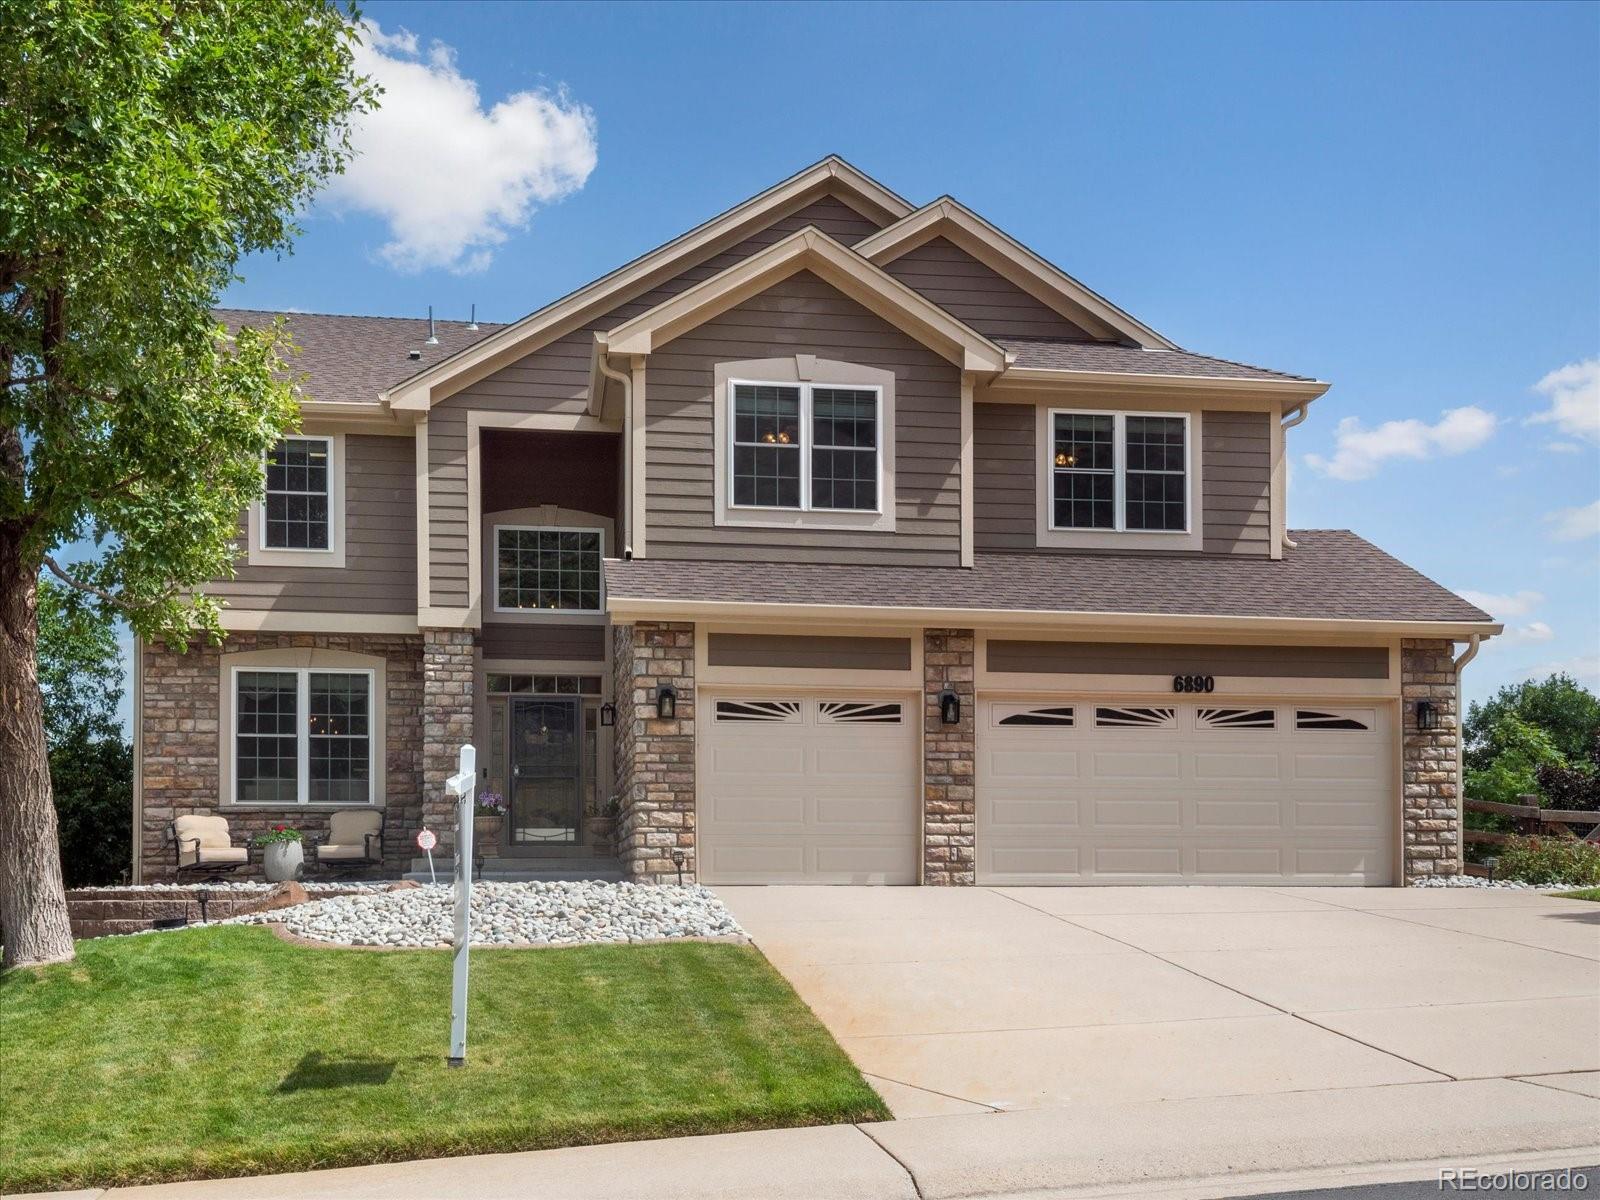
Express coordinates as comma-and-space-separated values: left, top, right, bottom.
1416, 699, 1438, 732
938, 687, 961, 726
670, 847, 686, 885
599, 702, 617, 728
655, 685, 677, 720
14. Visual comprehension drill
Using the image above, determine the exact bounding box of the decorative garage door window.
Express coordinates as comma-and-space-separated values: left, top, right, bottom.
714, 699, 802, 723
1095, 706, 1177, 729
818, 701, 903, 724
1197, 707, 1277, 730
1295, 708, 1373, 731
993, 704, 1076, 727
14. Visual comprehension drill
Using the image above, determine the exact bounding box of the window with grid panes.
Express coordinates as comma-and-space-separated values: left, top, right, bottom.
263, 437, 331, 549
495, 528, 603, 611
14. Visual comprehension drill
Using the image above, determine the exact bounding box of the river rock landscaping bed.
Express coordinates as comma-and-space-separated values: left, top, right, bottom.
222, 881, 745, 948
1410, 875, 1539, 888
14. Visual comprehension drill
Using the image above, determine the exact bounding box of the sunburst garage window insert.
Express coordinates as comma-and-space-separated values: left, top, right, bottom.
731, 381, 880, 511
495, 528, 603, 612
1050, 410, 1189, 533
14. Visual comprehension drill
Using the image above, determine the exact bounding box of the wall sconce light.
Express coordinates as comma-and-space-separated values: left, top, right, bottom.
599, 702, 617, 728
938, 687, 961, 726
1415, 699, 1438, 732
655, 685, 677, 720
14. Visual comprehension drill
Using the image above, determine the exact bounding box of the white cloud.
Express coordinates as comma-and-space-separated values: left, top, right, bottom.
1544, 499, 1600, 542
1525, 654, 1600, 691
1528, 358, 1600, 445
1545, 441, 1584, 454
323, 22, 598, 273
1303, 406, 1497, 481
1458, 589, 1544, 618
1505, 621, 1556, 645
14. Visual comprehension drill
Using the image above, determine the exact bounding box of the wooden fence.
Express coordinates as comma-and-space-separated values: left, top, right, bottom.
1462, 793, 1599, 876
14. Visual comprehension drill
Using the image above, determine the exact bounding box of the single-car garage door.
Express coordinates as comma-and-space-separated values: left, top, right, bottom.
977, 699, 1396, 885
699, 695, 920, 884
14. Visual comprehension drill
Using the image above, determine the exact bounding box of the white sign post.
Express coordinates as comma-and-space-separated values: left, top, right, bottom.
444, 744, 476, 1067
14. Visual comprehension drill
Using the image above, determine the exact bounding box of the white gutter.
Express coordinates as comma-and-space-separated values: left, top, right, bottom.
1453, 633, 1484, 873
595, 349, 635, 557
1280, 402, 1311, 550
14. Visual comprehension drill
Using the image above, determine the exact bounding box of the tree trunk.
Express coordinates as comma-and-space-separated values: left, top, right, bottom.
0, 530, 75, 968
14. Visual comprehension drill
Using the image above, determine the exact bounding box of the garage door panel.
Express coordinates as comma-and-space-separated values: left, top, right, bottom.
1092, 797, 1182, 829
1195, 798, 1284, 832
1192, 846, 1285, 878
989, 750, 1081, 779
1194, 752, 1283, 781
988, 845, 1083, 878
700, 695, 918, 885
978, 699, 1395, 886
1091, 751, 1182, 781
1094, 846, 1184, 877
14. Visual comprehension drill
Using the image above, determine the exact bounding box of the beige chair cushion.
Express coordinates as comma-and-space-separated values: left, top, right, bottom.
175, 815, 236, 867
328, 810, 381, 846
194, 846, 248, 866
317, 844, 369, 862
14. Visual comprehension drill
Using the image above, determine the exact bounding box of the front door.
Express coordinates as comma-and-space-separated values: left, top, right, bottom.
509, 697, 582, 850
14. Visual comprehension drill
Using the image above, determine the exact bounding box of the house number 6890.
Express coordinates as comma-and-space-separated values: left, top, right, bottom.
1172, 674, 1216, 693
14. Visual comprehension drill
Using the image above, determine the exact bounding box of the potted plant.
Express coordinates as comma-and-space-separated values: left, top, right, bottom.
474, 791, 507, 848
254, 825, 304, 882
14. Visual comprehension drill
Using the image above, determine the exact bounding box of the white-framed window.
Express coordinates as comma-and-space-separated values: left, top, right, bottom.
232, 667, 374, 805
729, 380, 882, 514
262, 436, 332, 550
493, 526, 604, 613
1048, 409, 1191, 534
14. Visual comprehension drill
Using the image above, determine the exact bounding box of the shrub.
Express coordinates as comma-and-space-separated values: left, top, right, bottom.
1536, 761, 1600, 813
1493, 835, 1600, 887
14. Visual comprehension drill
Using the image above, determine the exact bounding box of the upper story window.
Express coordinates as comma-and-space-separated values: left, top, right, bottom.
730, 381, 881, 513
1050, 410, 1189, 534
263, 437, 331, 550
494, 527, 604, 613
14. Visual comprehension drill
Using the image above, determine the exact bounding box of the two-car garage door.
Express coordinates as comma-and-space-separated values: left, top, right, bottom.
977, 700, 1396, 885
696, 691, 1396, 886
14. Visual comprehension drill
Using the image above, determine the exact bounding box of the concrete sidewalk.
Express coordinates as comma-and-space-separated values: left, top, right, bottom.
38, 1079, 1600, 1200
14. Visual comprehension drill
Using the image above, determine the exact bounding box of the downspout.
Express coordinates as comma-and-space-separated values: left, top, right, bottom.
1280, 402, 1310, 550
1452, 633, 1483, 877
596, 351, 634, 558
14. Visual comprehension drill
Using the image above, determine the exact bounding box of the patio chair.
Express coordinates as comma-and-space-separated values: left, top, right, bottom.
309, 810, 385, 874
171, 814, 251, 881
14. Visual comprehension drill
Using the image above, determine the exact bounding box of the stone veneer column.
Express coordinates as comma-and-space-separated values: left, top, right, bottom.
1401, 638, 1462, 882
422, 629, 475, 853
612, 622, 696, 883
923, 628, 976, 885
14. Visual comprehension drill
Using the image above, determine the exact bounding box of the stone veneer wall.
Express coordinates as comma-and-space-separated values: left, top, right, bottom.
612, 622, 696, 883
421, 629, 476, 853
1401, 638, 1462, 881
139, 633, 423, 881
923, 628, 976, 885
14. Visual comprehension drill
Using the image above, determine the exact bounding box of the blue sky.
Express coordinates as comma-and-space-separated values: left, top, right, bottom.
213, 0, 1599, 712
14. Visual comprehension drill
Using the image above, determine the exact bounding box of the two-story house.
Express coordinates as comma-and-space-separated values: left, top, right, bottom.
132, 157, 1499, 888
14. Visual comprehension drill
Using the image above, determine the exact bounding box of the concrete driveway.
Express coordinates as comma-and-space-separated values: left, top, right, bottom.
718, 885, 1600, 1118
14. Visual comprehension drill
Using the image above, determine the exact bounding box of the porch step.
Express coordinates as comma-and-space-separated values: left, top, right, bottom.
403, 856, 626, 885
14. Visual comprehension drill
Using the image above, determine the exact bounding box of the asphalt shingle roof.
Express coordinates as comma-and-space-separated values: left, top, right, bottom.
215, 309, 504, 405
995, 337, 1314, 382
606, 531, 1492, 625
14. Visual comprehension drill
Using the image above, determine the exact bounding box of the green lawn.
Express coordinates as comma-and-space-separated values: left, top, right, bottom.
0, 927, 888, 1192
1556, 887, 1600, 902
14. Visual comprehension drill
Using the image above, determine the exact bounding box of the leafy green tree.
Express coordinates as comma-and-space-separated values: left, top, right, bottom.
1, 1, 374, 967
37, 579, 132, 887
1465, 674, 1600, 770
1463, 714, 1566, 806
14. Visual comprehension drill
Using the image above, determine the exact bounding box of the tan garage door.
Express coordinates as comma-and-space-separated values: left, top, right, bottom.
699, 695, 919, 884
977, 699, 1396, 885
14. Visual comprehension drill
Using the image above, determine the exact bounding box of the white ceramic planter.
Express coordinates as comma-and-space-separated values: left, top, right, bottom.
262, 840, 304, 882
